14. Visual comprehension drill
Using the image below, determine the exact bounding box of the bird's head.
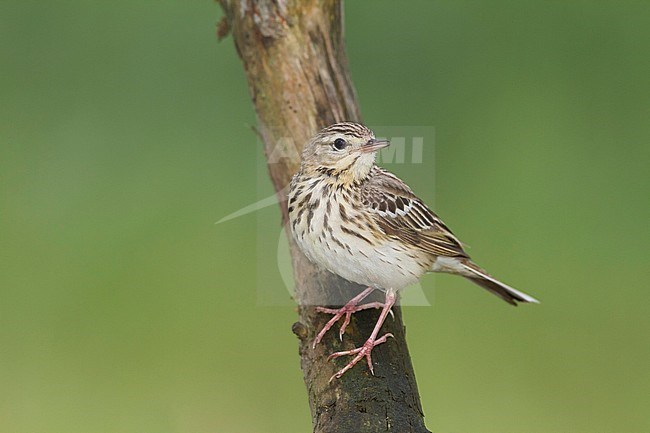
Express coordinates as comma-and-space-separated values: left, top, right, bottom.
300, 122, 389, 182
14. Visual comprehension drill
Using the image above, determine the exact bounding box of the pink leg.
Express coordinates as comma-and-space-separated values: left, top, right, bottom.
328, 289, 397, 382
312, 286, 376, 349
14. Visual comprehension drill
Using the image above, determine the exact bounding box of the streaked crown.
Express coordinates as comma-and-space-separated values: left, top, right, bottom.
300, 122, 389, 182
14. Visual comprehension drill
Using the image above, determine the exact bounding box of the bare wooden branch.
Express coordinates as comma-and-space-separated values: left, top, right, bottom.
218, 1, 431, 431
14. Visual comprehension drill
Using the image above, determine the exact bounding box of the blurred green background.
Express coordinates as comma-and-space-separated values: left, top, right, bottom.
1, 1, 649, 432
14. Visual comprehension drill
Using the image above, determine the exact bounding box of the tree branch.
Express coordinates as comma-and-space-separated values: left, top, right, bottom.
218, 1, 430, 431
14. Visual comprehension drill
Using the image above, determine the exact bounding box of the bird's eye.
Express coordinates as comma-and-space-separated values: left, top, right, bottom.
333, 138, 347, 150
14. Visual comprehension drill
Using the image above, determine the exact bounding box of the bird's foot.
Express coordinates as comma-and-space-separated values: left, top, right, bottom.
327, 333, 394, 382
313, 301, 386, 348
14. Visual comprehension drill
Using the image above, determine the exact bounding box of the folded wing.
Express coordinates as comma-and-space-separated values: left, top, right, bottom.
362, 167, 468, 259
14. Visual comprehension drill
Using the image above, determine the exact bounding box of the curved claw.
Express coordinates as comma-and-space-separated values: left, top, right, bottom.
312, 288, 381, 349
339, 312, 352, 341
327, 332, 395, 382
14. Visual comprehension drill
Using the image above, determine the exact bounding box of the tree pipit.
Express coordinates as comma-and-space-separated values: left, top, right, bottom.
288, 122, 539, 381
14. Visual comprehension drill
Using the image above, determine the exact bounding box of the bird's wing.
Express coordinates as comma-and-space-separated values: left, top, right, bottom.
362, 167, 468, 258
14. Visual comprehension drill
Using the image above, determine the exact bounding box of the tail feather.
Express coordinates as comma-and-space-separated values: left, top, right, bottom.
461, 262, 540, 306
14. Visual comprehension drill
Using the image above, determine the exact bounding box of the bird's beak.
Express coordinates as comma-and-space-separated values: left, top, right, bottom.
360, 138, 390, 153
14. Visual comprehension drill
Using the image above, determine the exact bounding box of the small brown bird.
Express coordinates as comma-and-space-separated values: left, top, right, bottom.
288, 122, 538, 381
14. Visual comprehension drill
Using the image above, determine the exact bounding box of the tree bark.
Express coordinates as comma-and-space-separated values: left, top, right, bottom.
218, 1, 430, 432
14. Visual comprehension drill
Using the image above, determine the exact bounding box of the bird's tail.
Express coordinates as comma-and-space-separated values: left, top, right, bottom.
461, 261, 540, 306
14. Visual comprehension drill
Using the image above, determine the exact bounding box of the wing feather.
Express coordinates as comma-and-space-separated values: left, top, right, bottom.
363, 167, 468, 258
